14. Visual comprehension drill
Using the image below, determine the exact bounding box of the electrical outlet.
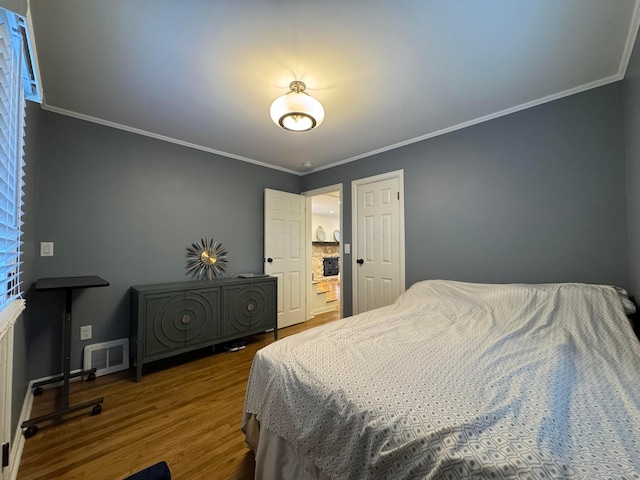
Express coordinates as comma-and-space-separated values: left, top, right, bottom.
80, 325, 92, 340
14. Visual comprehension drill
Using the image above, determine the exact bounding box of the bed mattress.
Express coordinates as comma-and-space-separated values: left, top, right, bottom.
243, 280, 640, 479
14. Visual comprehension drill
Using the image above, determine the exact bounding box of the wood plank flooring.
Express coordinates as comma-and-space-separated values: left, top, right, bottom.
17, 311, 340, 480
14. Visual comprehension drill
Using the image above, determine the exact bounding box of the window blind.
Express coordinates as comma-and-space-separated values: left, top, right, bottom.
0, 9, 27, 312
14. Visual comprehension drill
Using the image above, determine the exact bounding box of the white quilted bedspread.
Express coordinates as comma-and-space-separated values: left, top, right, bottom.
243, 280, 640, 479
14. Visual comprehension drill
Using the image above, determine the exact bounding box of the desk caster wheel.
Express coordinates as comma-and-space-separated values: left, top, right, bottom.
86, 372, 96, 381
33, 386, 43, 396
91, 404, 102, 416
23, 426, 38, 438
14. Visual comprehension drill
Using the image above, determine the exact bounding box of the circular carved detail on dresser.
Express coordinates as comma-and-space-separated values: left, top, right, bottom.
152, 292, 214, 350
225, 284, 269, 334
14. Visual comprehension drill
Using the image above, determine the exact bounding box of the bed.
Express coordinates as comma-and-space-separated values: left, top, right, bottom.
242, 280, 640, 479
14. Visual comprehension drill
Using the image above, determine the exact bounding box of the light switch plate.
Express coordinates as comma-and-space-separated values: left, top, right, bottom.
40, 242, 53, 257
344, 243, 351, 254
80, 325, 92, 340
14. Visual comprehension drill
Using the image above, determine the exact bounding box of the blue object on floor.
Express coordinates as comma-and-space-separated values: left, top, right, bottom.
124, 461, 171, 480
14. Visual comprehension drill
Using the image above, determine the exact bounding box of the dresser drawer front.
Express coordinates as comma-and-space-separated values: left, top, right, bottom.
183, 289, 220, 347
144, 289, 219, 357
222, 281, 275, 336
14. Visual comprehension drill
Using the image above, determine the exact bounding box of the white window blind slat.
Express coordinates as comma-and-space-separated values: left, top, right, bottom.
0, 11, 28, 311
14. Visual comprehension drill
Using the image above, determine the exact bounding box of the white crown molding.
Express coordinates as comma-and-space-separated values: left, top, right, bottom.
39, 104, 303, 176
310, 73, 625, 175
618, 0, 640, 78
43, 70, 623, 179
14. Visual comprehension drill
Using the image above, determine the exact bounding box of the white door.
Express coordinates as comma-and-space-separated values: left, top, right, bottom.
353, 170, 405, 314
264, 188, 306, 328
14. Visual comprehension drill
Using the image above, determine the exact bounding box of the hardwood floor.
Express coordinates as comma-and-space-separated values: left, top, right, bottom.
17, 311, 340, 480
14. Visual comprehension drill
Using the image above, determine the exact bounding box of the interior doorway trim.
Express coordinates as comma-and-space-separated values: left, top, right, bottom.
302, 183, 343, 321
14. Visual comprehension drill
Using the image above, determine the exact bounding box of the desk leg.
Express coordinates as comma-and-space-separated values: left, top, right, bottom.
21, 287, 103, 438
62, 288, 72, 409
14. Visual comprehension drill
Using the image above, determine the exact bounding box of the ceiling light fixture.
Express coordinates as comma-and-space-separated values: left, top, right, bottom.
270, 81, 324, 132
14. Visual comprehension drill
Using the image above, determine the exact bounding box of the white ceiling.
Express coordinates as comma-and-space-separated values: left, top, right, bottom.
312, 193, 340, 217
28, 0, 640, 175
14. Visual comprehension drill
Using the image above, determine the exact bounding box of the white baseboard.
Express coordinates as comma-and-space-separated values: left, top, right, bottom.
8, 369, 84, 480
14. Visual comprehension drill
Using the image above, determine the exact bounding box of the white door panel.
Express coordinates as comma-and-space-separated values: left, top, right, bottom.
265, 189, 306, 328
353, 171, 405, 314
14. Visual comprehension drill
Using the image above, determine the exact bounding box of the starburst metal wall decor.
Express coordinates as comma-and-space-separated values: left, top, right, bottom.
185, 238, 228, 280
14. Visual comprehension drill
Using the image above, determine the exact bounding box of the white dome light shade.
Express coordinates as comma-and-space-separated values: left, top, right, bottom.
270, 81, 325, 132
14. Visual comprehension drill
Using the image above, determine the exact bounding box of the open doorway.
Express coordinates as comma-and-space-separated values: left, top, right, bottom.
304, 185, 342, 321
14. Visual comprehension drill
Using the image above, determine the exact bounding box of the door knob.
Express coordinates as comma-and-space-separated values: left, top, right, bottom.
357, 258, 364, 265
267, 257, 273, 263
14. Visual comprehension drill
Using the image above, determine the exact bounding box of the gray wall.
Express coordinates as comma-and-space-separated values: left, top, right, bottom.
20, 107, 300, 387
624, 32, 640, 298
303, 83, 629, 316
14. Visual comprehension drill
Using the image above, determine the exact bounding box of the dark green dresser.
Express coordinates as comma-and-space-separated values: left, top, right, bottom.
130, 276, 277, 381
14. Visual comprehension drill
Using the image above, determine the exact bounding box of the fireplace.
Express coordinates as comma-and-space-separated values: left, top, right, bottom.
323, 257, 339, 277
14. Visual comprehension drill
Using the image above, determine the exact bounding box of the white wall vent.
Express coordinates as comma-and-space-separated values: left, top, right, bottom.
84, 338, 129, 377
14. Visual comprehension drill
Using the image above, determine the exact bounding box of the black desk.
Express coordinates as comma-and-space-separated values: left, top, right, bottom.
21, 275, 109, 438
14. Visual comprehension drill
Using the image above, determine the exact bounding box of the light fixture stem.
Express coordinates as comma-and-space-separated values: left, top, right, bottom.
289, 80, 306, 94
